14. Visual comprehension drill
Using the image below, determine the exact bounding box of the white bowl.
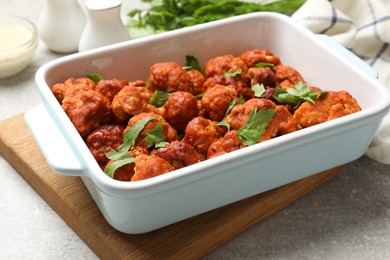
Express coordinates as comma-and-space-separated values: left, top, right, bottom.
0, 14, 38, 78
25, 12, 390, 234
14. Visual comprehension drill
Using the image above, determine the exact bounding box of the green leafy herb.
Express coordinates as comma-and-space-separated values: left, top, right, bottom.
255, 62, 275, 68
251, 83, 266, 98
104, 115, 157, 178
86, 73, 103, 83
127, 0, 306, 38
273, 81, 327, 107
224, 67, 242, 78
216, 120, 231, 131
116, 115, 156, 154
148, 90, 171, 107
104, 155, 135, 179
195, 92, 205, 99
144, 119, 169, 148
184, 55, 202, 73
225, 96, 245, 116
235, 108, 276, 146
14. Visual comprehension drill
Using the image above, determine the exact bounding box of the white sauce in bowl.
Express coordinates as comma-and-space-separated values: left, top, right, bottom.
0, 21, 37, 78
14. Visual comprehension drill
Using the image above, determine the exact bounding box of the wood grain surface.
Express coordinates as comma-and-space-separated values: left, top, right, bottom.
0, 114, 344, 259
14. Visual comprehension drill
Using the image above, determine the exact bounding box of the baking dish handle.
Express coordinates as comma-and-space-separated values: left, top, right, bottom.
318, 34, 377, 78
24, 104, 85, 177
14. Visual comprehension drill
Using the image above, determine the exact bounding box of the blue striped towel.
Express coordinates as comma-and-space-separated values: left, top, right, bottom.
292, 0, 390, 164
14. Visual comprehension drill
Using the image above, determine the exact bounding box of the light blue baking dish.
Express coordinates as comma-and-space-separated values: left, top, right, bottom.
25, 12, 389, 234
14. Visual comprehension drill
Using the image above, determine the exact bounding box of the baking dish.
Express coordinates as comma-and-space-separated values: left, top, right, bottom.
25, 12, 390, 234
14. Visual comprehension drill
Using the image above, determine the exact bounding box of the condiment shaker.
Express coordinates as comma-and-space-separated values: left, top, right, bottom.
38, 0, 86, 53
78, 0, 130, 52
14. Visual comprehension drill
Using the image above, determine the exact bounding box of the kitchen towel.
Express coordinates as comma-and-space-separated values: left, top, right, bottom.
292, 0, 390, 164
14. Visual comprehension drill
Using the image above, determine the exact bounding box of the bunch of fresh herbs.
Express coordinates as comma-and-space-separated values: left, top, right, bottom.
127, 0, 306, 37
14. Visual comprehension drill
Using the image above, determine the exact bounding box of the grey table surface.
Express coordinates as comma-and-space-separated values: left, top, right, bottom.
1, 1, 390, 259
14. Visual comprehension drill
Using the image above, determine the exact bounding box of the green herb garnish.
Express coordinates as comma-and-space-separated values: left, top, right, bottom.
144, 119, 169, 149
273, 81, 327, 107
195, 92, 205, 99
251, 83, 266, 98
184, 55, 202, 73
127, 0, 306, 38
235, 108, 276, 146
104, 155, 135, 179
148, 90, 171, 107
225, 96, 245, 116
224, 67, 242, 78
86, 73, 103, 83
104, 115, 157, 178
254, 62, 275, 68
216, 120, 231, 131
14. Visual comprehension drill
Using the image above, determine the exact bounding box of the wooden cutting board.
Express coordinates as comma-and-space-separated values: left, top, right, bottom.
0, 113, 344, 259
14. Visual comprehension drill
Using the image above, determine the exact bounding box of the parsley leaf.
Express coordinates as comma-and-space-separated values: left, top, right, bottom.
251, 83, 266, 98
184, 55, 202, 73
120, 115, 157, 152
148, 90, 171, 107
144, 119, 169, 148
235, 108, 276, 146
104, 155, 135, 179
104, 115, 157, 178
86, 73, 103, 83
216, 120, 231, 131
273, 81, 327, 107
255, 62, 274, 68
224, 67, 242, 78
225, 96, 245, 116
195, 92, 205, 99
